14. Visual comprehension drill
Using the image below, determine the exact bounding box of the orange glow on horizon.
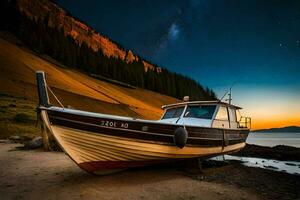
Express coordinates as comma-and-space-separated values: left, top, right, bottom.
216, 85, 300, 130
251, 118, 300, 130
242, 106, 300, 130
248, 109, 300, 130
242, 108, 300, 130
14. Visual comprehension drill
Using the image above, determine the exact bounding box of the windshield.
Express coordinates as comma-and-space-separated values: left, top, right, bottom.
162, 107, 185, 119
184, 105, 216, 119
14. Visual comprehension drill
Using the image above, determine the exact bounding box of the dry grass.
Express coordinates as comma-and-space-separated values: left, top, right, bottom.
0, 93, 39, 139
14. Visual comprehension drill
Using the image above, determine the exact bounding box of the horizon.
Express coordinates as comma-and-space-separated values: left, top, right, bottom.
57, 0, 300, 129
252, 125, 300, 131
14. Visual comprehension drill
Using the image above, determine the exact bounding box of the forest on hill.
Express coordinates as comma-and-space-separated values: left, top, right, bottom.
2, 0, 216, 101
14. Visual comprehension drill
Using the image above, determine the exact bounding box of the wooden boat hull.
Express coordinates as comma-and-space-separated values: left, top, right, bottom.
40, 108, 248, 174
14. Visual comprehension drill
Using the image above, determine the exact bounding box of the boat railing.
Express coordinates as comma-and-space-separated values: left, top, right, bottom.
238, 117, 251, 129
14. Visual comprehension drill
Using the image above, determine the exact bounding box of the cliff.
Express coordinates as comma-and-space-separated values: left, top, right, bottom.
16, 0, 155, 70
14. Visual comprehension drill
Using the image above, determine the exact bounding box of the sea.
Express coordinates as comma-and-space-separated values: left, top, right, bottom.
246, 132, 300, 148
213, 132, 300, 175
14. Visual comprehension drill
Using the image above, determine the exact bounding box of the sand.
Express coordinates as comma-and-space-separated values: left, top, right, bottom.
0, 142, 262, 200
1, 142, 299, 200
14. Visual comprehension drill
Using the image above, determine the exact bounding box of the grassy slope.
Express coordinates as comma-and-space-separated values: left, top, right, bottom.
0, 32, 178, 139
0, 94, 39, 139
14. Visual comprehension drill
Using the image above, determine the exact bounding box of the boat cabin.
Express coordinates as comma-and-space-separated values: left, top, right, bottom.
160, 101, 251, 129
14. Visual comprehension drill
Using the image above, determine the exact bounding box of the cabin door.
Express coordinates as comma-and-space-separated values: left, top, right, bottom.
228, 107, 238, 128
212, 106, 230, 128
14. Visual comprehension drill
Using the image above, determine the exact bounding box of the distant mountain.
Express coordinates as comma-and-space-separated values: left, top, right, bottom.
253, 126, 300, 133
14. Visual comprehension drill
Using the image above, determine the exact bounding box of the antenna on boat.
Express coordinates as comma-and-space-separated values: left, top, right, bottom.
226, 87, 232, 105
219, 83, 236, 104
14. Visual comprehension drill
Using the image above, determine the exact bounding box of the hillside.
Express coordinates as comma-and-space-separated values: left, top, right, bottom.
17, 0, 146, 68
2, 0, 216, 101
253, 126, 300, 133
0, 32, 178, 120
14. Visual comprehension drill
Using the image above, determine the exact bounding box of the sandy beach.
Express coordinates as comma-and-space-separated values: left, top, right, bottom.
0, 141, 299, 200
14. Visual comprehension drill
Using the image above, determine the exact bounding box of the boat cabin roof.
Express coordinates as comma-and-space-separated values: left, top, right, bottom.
161, 100, 242, 110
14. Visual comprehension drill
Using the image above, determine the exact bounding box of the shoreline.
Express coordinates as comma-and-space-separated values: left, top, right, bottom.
231, 144, 300, 162
0, 141, 299, 199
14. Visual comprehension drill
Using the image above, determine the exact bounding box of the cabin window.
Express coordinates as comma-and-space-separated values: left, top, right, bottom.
228, 108, 237, 122
215, 106, 228, 120
184, 105, 216, 119
162, 107, 184, 119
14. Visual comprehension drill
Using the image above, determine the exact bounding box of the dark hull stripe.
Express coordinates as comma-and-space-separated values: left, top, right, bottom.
49, 113, 248, 147
52, 116, 245, 141
48, 110, 249, 136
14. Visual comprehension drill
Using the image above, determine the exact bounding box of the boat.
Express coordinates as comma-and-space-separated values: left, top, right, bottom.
36, 71, 251, 174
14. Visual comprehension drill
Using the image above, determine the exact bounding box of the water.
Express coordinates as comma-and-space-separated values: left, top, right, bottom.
246, 132, 300, 148
213, 155, 300, 175
213, 132, 300, 175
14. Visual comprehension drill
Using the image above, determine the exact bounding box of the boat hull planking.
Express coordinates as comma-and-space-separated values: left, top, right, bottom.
41, 108, 248, 174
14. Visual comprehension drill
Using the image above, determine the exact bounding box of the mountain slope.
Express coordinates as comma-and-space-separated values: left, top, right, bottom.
3, 0, 216, 101
0, 32, 178, 119
253, 126, 300, 133
17, 0, 151, 68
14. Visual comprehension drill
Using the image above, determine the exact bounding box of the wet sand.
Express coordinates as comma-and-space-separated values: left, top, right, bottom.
0, 142, 299, 200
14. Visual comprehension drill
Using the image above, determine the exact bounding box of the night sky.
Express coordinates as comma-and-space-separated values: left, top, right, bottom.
58, 0, 300, 129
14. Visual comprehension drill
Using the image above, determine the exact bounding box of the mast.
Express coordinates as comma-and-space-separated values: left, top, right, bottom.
228, 88, 232, 105
219, 83, 234, 104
